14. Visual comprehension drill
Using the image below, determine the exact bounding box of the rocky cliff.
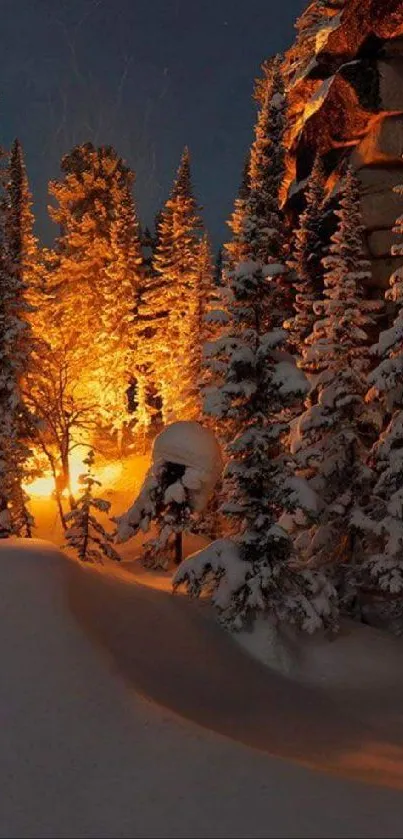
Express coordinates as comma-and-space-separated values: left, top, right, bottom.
284, 0, 403, 290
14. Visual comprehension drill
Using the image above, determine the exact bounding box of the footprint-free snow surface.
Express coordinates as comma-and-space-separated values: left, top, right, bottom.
1, 539, 403, 838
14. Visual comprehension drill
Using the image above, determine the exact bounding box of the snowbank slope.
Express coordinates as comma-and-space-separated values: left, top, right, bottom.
1, 539, 403, 838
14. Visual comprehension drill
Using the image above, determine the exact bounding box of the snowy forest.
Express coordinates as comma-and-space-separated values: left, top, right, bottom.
2, 0, 403, 647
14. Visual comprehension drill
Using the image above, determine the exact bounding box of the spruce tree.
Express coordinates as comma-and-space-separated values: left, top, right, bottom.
141, 461, 194, 570
181, 249, 335, 630
225, 153, 251, 270
65, 451, 121, 563
292, 169, 382, 577
224, 57, 291, 329
0, 145, 35, 536
285, 155, 327, 350
99, 180, 145, 437
128, 210, 173, 436
192, 77, 336, 631
152, 148, 203, 422
6, 139, 41, 307
351, 177, 403, 620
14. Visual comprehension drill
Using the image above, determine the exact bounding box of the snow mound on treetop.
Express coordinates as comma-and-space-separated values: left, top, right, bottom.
116, 423, 223, 540
153, 421, 222, 478
152, 420, 223, 511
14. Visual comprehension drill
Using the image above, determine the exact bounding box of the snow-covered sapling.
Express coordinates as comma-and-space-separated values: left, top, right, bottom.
65, 450, 120, 563
142, 461, 194, 567
117, 460, 197, 569
116, 421, 222, 570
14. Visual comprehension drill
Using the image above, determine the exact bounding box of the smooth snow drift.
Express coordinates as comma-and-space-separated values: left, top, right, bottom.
1, 539, 403, 839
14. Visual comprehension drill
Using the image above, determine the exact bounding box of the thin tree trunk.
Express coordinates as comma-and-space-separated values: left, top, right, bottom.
174, 531, 182, 566
35, 441, 67, 530
61, 448, 75, 511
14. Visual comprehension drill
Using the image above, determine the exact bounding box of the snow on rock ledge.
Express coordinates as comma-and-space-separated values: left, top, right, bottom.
236, 616, 403, 690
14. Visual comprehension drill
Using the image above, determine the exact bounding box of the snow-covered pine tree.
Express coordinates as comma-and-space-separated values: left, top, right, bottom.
247, 57, 287, 262
350, 175, 403, 625
204, 55, 292, 444
291, 168, 382, 581
189, 234, 227, 540
177, 72, 337, 632
284, 155, 327, 349
225, 153, 251, 271
0, 144, 36, 536
6, 139, 41, 309
152, 148, 203, 422
177, 250, 336, 630
115, 452, 199, 570
141, 460, 195, 569
226, 56, 292, 330
65, 450, 120, 563
226, 55, 288, 283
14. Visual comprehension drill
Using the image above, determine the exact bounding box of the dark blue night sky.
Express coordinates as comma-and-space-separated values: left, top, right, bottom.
1, 0, 305, 247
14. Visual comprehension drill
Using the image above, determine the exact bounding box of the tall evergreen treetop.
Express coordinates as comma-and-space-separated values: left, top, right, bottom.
225, 56, 291, 328
285, 155, 327, 348
301, 169, 381, 377
6, 139, 41, 306
149, 147, 203, 422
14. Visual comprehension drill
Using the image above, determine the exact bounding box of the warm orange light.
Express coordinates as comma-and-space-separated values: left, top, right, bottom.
25, 474, 56, 498
24, 447, 123, 500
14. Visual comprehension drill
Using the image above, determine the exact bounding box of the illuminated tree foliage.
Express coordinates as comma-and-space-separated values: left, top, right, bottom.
48, 143, 144, 438
26, 340, 97, 519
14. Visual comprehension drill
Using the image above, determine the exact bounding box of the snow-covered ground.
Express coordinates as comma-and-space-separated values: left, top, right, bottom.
2, 539, 403, 838
236, 613, 403, 690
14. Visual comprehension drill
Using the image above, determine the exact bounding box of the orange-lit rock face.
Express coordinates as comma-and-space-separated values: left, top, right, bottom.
319, 0, 403, 61
284, 0, 403, 292
351, 115, 403, 167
